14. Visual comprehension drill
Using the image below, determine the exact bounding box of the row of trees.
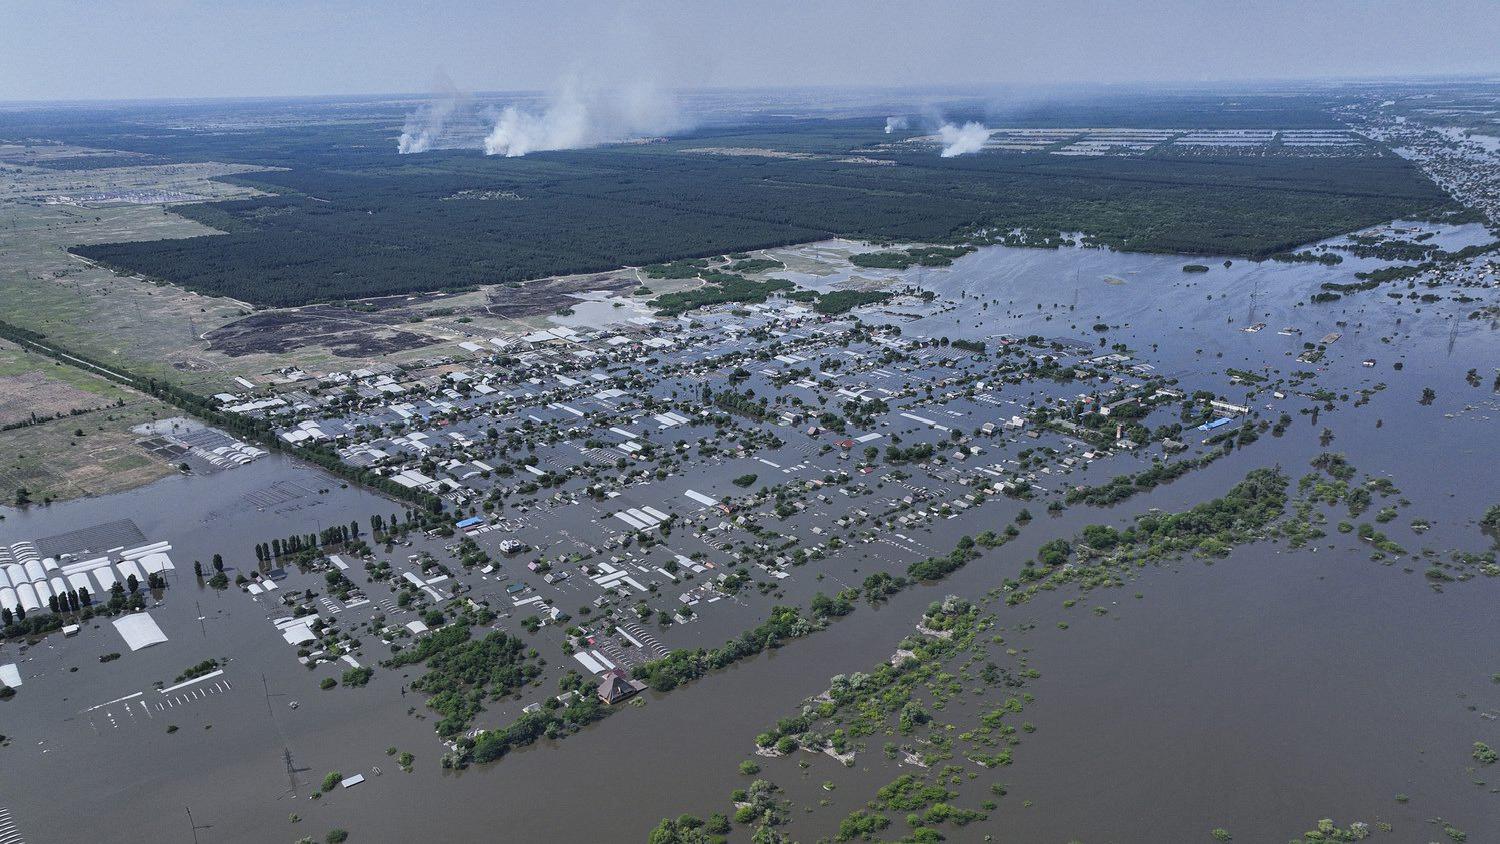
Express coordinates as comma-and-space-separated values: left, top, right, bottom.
252, 521, 363, 563
0, 318, 441, 513
2, 577, 150, 634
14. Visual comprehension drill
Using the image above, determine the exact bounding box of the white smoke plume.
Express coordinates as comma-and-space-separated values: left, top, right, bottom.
884, 115, 909, 134
936, 121, 992, 157
398, 75, 465, 154
483, 79, 685, 157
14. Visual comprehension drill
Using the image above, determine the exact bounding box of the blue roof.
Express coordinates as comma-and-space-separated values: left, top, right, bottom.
455, 516, 486, 528
1197, 417, 1232, 432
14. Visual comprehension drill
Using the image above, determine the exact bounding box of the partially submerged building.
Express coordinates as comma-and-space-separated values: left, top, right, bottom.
597, 668, 646, 705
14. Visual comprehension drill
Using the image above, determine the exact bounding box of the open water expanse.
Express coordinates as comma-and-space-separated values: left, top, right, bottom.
2, 226, 1497, 843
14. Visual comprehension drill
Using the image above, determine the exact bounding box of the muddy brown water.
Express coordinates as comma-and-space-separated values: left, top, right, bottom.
1, 228, 1497, 843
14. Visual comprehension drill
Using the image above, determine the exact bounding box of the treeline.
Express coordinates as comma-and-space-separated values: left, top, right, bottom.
650, 276, 794, 316
907, 540, 982, 581
381, 624, 575, 764
1339, 240, 1500, 293
465, 696, 606, 765
1322, 277, 1384, 294
1, 398, 125, 432
252, 521, 361, 563
632, 606, 821, 692
1004, 467, 1289, 604
851, 246, 975, 269
1064, 447, 1230, 506
1270, 250, 1342, 265
65, 138, 1454, 306
812, 290, 891, 315
1353, 264, 1426, 284
724, 257, 784, 273
404, 630, 543, 738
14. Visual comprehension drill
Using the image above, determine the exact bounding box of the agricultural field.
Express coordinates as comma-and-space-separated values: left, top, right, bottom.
0, 172, 532, 393
0, 339, 136, 426
0, 162, 269, 390
0, 339, 179, 504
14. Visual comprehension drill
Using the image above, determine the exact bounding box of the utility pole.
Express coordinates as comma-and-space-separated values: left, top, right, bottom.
186, 806, 211, 843
260, 672, 282, 717
283, 746, 299, 793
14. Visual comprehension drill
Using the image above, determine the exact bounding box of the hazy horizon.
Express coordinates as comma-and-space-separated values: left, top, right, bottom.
4, 75, 1500, 110
3, 0, 1498, 104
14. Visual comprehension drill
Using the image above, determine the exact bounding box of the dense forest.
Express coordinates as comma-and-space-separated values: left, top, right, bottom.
54, 101, 1457, 306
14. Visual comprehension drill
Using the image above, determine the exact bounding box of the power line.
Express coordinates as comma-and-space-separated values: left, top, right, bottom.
283, 746, 299, 793
185, 806, 212, 844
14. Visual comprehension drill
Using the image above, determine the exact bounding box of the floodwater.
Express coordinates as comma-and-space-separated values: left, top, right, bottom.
548, 289, 659, 331
1, 225, 1497, 843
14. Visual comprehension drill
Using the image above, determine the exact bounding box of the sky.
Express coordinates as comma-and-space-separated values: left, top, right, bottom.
1, 0, 1498, 102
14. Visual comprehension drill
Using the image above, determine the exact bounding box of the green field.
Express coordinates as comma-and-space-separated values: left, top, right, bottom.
0, 393, 174, 505
0, 195, 495, 394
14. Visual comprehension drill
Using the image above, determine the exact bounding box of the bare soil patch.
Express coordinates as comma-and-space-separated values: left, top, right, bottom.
204, 307, 439, 357
0, 371, 115, 427
482, 273, 636, 319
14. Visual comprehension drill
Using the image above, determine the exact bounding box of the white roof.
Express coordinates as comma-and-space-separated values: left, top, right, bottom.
15, 583, 39, 612
139, 552, 175, 574
116, 559, 145, 586
281, 622, 316, 645
93, 566, 120, 593
113, 612, 169, 651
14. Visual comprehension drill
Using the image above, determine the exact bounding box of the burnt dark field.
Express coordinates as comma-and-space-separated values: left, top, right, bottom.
33, 94, 1458, 306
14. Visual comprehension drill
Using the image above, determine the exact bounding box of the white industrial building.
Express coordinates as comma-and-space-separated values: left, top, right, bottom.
0, 539, 174, 617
